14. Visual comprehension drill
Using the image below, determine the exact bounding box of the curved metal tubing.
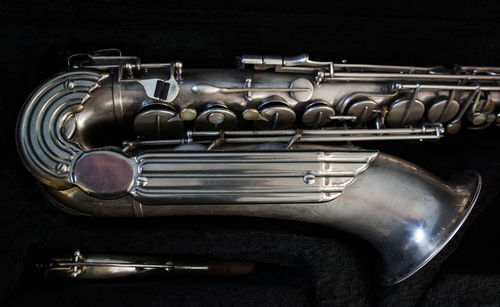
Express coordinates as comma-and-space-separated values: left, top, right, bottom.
42, 150, 481, 285
17, 52, 487, 285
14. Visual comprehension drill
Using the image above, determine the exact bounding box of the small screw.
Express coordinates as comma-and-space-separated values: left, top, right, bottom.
56, 163, 69, 174
304, 174, 316, 184
136, 177, 148, 187
64, 80, 75, 89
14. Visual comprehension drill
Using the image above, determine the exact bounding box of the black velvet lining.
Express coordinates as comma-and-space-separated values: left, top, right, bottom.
1, 1, 500, 306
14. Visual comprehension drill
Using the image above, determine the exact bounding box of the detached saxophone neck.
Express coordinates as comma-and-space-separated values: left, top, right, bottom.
39, 249, 255, 280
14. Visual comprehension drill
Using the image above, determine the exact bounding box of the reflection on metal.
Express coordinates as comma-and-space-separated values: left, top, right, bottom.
122, 126, 445, 150
17, 50, 491, 285
40, 249, 255, 279
254, 96, 296, 130
37, 148, 481, 285
302, 100, 335, 127
132, 150, 378, 204
191, 83, 311, 95
195, 104, 238, 131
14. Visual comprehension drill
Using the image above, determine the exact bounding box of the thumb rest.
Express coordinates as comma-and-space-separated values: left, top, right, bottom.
18, 49, 492, 285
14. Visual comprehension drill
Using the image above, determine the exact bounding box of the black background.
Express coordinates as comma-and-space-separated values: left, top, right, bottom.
1, 0, 500, 306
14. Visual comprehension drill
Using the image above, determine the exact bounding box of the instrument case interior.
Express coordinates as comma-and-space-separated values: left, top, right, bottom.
1, 0, 500, 305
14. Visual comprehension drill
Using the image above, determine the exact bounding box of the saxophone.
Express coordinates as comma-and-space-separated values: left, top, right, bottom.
18, 49, 494, 285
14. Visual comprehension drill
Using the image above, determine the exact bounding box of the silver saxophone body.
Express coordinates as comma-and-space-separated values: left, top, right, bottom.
18, 49, 496, 285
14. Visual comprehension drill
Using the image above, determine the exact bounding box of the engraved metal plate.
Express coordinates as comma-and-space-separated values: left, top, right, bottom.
131, 151, 378, 205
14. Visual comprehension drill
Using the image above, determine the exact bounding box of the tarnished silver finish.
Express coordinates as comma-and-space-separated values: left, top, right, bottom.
195, 104, 238, 130
346, 98, 379, 123
39, 147, 480, 285
290, 78, 314, 102
427, 97, 460, 123
132, 150, 378, 204
302, 100, 335, 127
133, 103, 181, 139
386, 98, 426, 127
254, 96, 296, 129
17, 50, 490, 285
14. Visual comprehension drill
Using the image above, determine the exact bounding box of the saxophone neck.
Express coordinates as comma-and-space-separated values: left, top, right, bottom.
39, 249, 255, 280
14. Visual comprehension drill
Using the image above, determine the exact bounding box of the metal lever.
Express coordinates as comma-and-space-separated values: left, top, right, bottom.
191, 83, 311, 95
240, 53, 331, 67
39, 249, 255, 280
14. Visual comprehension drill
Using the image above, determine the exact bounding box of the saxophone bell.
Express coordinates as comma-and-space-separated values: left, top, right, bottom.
18, 50, 490, 284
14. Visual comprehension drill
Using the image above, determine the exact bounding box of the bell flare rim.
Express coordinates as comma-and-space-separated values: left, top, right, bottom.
382, 170, 482, 286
